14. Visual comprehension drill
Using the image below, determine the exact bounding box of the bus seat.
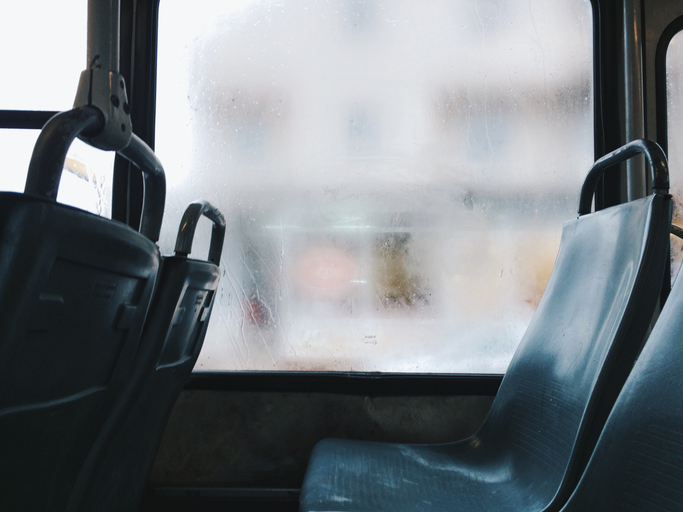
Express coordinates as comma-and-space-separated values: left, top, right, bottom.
299, 139, 672, 512
71, 201, 225, 512
555, 228, 683, 512
0, 107, 165, 510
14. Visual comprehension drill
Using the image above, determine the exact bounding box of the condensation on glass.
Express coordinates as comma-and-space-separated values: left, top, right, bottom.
156, 0, 594, 373
667, 31, 683, 282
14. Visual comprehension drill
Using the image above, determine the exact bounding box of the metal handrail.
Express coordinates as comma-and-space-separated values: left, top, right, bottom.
24, 107, 166, 242
578, 139, 669, 216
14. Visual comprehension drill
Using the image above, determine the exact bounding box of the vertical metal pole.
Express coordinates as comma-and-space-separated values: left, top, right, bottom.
74, 0, 131, 150
623, 0, 647, 200
87, 0, 120, 72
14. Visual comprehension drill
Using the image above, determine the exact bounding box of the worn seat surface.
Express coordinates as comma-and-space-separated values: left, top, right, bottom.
307, 246, 683, 512
300, 191, 672, 512
557, 250, 683, 511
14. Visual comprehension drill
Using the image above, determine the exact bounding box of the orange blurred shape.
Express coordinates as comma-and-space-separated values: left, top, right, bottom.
293, 245, 360, 300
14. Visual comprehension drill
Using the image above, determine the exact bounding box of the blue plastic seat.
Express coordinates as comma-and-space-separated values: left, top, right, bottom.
0, 107, 165, 510
557, 236, 683, 512
299, 139, 672, 512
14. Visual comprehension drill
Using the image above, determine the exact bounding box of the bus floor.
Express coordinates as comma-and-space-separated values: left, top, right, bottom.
139, 488, 299, 512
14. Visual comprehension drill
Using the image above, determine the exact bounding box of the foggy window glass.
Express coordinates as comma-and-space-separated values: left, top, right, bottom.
156, 0, 594, 373
667, 31, 683, 282
0, 0, 86, 111
0, 130, 114, 217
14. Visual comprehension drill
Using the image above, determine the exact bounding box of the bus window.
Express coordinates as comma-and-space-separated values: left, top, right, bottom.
667, 28, 683, 280
156, 0, 593, 373
0, 0, 115, 215
0, 1, 86, 112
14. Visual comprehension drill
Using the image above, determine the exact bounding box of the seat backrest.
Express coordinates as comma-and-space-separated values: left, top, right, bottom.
470, 139, 672, 509
559, 240, 683, 512
71, 201, 225, 512
0, 108, 165, 511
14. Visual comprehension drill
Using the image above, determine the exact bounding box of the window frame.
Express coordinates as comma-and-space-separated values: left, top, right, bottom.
148, 0, 601, 383
1, 0, 639, 392
144, 0, 603, 385
655, 15, 683, 158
